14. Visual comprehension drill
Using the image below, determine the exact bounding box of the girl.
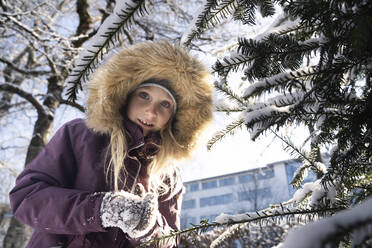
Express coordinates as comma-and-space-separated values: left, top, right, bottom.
9, 41, 213, 247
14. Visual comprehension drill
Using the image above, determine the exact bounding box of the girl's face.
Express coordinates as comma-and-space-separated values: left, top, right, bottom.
126, 86, 174, 136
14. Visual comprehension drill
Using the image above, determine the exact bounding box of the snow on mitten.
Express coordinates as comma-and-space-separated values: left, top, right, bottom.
100, 190, 159, 238
133, 183, 146, 197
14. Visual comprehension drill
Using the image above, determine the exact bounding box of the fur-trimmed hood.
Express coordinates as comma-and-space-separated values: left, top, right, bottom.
86, 41, 213, 160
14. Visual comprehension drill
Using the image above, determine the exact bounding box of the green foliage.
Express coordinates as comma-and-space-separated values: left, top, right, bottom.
139, 205, 341, 247
209, 0, 372, 204
186, 0, 372, 246
182, 0, 237, 47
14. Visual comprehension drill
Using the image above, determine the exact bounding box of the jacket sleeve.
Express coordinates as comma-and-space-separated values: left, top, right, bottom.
9, 120, 107, 235
131, 176, 184, 248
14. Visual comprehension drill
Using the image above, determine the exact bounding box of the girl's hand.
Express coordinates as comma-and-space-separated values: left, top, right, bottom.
99, 186, 159, 238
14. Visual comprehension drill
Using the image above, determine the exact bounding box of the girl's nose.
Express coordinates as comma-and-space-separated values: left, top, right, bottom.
146, 104, 157, 119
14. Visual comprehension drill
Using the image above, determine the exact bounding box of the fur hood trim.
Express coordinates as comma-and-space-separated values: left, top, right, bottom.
86, 41, 213, 159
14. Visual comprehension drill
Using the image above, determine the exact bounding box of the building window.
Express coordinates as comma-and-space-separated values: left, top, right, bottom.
200, 194, 233, 207
182, 199, 196, 209
190, 183, 199, 192
238, 174, 254, 183
219, 177, 235, 186
238, 187, 272, 201
202, 180, 217, 190
257, 167, 275, 180
238, 191, 255, 201
258, 187, 272, 198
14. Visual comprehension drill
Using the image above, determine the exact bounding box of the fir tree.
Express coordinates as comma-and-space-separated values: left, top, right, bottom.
181, 0, 372, 247
64, 0, 372, 247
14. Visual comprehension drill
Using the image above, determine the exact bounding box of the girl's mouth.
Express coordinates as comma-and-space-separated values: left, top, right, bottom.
138, 119, 154, 127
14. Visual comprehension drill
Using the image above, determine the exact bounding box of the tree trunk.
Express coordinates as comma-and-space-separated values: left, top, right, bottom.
0, 48, 29, 118
3, 76, 62, 248
3, 218, 31, 248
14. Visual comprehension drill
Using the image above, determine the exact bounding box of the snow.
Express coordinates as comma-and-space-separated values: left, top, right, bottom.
298, 37, 326, 46
292, 180, 319, 203
281, 197, 372, 248
243, 66, 316, 98
215, 211, 261, 224
100, 189, 159, 239
212, 195, 372, 248
314, 162, 327, 174
244, 105, 291, 125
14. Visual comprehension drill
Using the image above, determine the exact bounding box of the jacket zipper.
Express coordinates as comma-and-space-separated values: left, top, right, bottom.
128, 142, 144, 153
128, 142, 144, 193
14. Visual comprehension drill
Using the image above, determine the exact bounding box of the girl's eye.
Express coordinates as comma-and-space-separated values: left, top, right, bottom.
161, 101, 171, 108
138, 92, 149, 100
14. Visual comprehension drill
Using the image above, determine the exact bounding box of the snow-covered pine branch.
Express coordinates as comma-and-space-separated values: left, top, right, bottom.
66, 0, 149, 102
181, 0, 237, 47
281, 197, 372, 248
243, 66, 317, 99
244, 104, 291, 128
290, 163, 310, 188
214, 205, 340, 225
210, 223, 245, 248
140, 204, 341, 247
211, 91, 308, 141
215, 106, 246, 112
250, 120, 273, 140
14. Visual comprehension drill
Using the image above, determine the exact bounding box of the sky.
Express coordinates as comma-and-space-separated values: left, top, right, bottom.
179, 111, 297, 182
179, 43, 306, 182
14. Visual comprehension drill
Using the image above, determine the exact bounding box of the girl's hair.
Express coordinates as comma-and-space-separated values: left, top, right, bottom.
106, 79, 181, 195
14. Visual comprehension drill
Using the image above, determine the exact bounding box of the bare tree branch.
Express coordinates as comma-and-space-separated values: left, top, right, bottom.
0, 57, 50, 76
0, 83, 45, 115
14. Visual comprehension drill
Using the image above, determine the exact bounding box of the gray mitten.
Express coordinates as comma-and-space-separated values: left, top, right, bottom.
100, 185, 159, 238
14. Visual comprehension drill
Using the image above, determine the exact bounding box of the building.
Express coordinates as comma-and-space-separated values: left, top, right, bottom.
180, 159, 315, 229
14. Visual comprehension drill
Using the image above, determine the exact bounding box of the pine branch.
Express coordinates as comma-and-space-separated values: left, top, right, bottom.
210, 223, 246, 248
282, 197, 372, 248
250, 120, 273, 140
59, 99, 85, 113
243, 66, 318, 99
182, 0, 237, 47
270, 129, 310, 164
139, 206, 342, 247
66, 0, 149, 102
207, 116, 245, 150
245, 104, 292, 129
213, 53, 254, 78
290, 163, 310, 188
215, 106, 246, 112
215, 81, 247, 106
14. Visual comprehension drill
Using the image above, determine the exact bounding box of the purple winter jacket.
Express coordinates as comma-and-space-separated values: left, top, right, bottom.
9, 118, 183, 248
